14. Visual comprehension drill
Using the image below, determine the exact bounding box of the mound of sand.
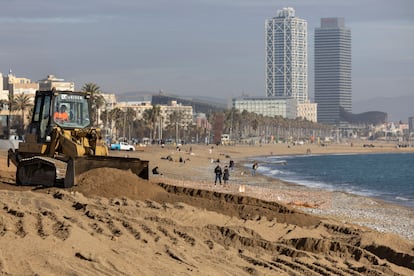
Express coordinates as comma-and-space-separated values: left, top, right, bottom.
73, 167, 166, 200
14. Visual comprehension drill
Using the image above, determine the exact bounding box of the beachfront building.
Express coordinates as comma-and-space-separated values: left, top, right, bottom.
1, 72, 39, 127
232, 96, 297, 119
38, 75, 74, 92
117, 100, 193, 127
160, 101, 194, 130
297, 101, 318, 122
0, 73, 8, 103
265, 7, 308, 104
314, 17, 352, 125
116, 100, 153, 120
3, 71, 39, 97
409, 117, 414, 135
115, 100, 194, 139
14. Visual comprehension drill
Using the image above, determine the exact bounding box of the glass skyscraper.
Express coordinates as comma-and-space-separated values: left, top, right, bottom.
265, 7, 308, 104
314, 18, 351, 125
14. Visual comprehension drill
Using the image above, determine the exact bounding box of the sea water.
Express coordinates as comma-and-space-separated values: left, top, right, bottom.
249, 153, 414, 208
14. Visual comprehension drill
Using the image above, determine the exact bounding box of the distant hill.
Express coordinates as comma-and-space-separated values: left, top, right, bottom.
353, 94, 414, 123
115, 91, 154, 102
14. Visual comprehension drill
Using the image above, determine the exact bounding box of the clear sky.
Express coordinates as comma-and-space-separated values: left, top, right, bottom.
1, 0, 413, 103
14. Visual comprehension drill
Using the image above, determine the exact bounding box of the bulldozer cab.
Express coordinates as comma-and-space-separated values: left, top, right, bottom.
52, 93, 91, 128
29, 90, 92, 142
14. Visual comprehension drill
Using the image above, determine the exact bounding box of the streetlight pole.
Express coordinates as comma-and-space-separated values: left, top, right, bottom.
158, 115, 163, 141
123, 109, 126, 140
175, 121, 178, 144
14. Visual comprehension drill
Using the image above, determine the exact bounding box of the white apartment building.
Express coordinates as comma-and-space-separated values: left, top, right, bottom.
161, 101, 193, 131
115, 100, 193, 129
116, 101, 153, 120
232, 97, 297, 119
265, 7, 308, 104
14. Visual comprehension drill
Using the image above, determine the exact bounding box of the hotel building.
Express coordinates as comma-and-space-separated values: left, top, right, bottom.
314, 17, 352, 125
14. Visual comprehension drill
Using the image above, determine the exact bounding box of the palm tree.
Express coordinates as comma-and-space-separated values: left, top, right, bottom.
223, 108, 241, 139
132, 119, 146, 140
142, 109, 153, 139
143, 105, 161, 142
241, 110, 250, 138
14, 94, 33, 132
6, 93, 17, 137
168, 110, 183, 143
109, 108, 124, 138
81, 83, 105, 125
124, 107, 136, 140
232, 109, 242, 142
100, 109, 110, 136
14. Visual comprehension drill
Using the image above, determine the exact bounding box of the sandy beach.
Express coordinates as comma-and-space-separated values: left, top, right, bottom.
0, 141, 413, 275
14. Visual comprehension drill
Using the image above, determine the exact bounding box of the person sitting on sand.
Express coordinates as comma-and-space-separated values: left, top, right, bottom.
152, 166, 162, 175
161, 155, 173, 161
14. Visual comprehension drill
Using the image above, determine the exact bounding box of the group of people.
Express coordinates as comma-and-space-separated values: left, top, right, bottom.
213, 159, 235, 185
214, 163, 229, 185
214, 159, 259, 184
154, 152, 260, 186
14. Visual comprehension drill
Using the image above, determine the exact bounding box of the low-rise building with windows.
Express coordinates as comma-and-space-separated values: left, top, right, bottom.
115, 100, 193, 129
232, 96, 297, 119
408, 116, 414, 135
4, 71, 39, 97
297, 101, 318, 122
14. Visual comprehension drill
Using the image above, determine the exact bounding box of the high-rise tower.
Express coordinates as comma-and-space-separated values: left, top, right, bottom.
314, 18, 351, 125
265, 7, 308, 103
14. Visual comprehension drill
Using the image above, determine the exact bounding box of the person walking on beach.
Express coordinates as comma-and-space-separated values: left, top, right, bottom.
214, 164, 222, 185
223, 165, 230, 184
252, 161, 258, 176
229, 160, 234, 170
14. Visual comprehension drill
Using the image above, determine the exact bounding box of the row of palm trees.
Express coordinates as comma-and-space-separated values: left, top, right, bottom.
209, 108, 332, 144
100, 105, 207, 144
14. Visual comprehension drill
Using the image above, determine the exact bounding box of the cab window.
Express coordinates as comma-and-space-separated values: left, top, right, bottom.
53, 93, 90, 128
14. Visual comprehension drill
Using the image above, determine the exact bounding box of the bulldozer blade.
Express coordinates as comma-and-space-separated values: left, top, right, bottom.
16, 157, 58, 187
65, 156, 149, 188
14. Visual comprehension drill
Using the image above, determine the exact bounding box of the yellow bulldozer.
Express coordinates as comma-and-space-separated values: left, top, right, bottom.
7, 89, 148, 188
